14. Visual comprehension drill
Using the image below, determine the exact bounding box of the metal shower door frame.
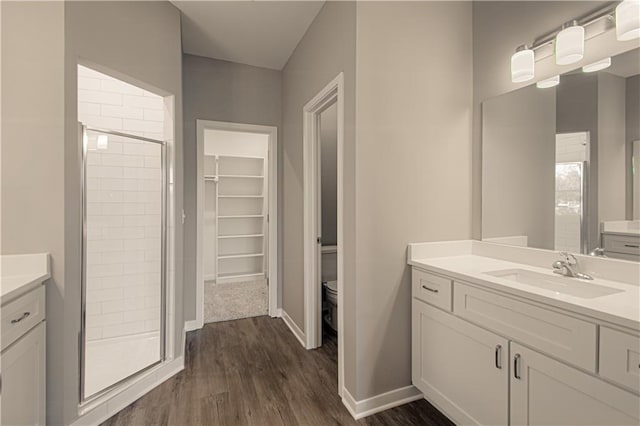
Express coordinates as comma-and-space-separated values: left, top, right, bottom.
79, 123, 168, 404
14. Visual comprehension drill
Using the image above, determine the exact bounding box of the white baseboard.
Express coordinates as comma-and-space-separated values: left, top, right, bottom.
342, 385, 424, 420
72, 356, 184, 426
271, 308, 283, 318
342, 388, 359, 418
184, 319, 203, 332
281, 309, 305, 348
416, 381, 470, 425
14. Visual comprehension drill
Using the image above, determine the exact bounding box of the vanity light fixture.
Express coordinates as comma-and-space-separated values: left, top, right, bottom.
616, 0, 640, 41
582, 57, 612, 72
556, 21, 585, 65
510, 3, 633, 85
97, 134, 108, 150
536, 75, 560, 89
511, 45, 535, 83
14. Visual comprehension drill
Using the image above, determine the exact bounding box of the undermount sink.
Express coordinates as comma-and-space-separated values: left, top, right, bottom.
484, 268, 623, 299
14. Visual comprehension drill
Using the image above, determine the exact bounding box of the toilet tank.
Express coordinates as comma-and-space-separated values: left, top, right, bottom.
321, 245, 337, 282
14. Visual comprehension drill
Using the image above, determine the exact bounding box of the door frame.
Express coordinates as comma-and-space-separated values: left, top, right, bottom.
192, 119, 279, 330
302, 72, 345, 397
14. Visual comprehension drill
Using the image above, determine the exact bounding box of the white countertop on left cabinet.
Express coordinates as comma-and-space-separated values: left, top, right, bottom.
1, 253, 50, 303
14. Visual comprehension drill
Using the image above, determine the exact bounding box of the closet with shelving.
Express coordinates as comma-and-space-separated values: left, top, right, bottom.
204, 154, 267, 283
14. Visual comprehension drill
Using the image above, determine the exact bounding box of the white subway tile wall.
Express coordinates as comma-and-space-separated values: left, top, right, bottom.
78, 65, 165, 141
79, 65, 165, 341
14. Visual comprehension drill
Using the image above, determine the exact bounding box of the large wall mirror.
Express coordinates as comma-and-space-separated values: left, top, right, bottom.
482, 47, 640, 261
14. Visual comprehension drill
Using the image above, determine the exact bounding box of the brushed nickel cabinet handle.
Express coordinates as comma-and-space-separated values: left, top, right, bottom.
421, 285, 439, 293
514, 354, 522, 379
495, 345, 502, 369
11, 312, 31, 324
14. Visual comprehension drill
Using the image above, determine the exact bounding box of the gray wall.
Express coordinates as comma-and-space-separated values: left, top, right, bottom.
471, 1, 638, 240
598, 73, 627, 223
627, 75, 640, 144
1, 3, 66, 421
627, 75, 640, 218
320, 103, 338, 247
483, 85, 556, 249
281, 0, 358, 393
2, 2, 183, 424
282, 0, 473, 401
182, 54, 282, 321
353, 1, 473, 399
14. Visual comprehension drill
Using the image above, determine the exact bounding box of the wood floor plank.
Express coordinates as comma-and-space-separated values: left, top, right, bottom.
102, 316, 453, 426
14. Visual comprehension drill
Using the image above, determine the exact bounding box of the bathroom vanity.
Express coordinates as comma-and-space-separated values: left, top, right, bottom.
408, 241, 639, 426
601, 221, 640, 262
1, 253, 49, 425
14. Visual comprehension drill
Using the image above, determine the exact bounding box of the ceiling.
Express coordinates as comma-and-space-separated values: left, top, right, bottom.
171, 1, 325, 70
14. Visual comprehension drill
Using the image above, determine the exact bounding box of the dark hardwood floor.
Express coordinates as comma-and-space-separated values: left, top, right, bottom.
103, 316, 452, 426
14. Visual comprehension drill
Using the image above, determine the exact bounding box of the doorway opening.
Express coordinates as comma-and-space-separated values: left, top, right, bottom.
319, 102, 338, 348
303, 73, 345, 397
555, 132, 590, 254
195, 120, 278, 327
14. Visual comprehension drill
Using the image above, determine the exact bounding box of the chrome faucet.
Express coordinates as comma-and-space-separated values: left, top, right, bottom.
552, 252, 594, 280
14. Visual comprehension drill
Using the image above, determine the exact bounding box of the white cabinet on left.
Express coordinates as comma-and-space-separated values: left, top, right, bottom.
1, 256, 48, 426
1, 321, 46, 425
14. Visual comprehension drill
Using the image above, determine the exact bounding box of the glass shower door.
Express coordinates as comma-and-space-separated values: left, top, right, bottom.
81, 126, 166, 401
554, 162, 586, 253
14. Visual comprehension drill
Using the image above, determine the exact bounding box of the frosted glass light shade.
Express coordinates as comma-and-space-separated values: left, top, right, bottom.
536, 75, 560, 89
556, 25, 584, 65
582, 57, 611, 72
511, 48, 535, 83
616, 0, 640, 41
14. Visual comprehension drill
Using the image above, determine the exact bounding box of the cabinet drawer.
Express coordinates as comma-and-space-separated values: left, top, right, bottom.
412, 268, 452, 311
1, 285, 45, 351
603, 234, 640, 256
454, 282, 597, 372
600, 327, 640, 394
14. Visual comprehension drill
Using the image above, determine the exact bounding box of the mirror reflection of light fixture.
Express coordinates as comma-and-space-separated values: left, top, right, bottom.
536, 75, 560, 89
511, 45, 535, 83
582, 57, 612, 72
97, 135, 108, 150
556, 21, 585, 65
616, 0, 640, 41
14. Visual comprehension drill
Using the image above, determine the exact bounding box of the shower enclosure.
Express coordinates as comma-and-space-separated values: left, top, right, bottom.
80, 125, 167, 401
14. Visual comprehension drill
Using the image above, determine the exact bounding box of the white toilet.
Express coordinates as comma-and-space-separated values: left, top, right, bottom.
322, 280, 338, 332
321, 246, 338, 333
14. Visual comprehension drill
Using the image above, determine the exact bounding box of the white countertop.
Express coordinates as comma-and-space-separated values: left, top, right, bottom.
1, 253, 50, 304
601, 220, 640, 236
408, 241, 640, 332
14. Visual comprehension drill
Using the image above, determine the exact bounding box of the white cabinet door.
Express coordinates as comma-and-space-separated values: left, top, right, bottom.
510, 342, 640, 426
1, 322, 46, 426
412, 299, 509, 425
